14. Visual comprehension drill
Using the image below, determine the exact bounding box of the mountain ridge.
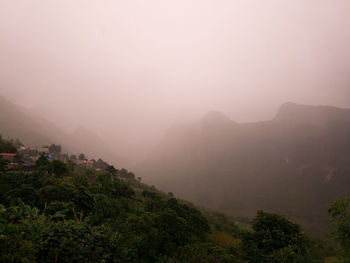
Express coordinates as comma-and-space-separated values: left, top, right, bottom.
138, 102, 350, 236
274, 102, 350, 124
0, 95, 123, 165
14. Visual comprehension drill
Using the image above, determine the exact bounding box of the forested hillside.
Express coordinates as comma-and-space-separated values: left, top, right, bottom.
139, 103, 350, 236
0, 136, 337, 262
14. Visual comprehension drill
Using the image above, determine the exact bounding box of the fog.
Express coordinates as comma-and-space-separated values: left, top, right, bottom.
1, 0, 350, 163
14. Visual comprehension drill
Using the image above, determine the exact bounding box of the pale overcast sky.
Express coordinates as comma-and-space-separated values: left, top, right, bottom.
1, 0, 350, 156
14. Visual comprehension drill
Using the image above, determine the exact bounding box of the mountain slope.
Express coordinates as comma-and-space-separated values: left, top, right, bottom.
0, 95, 122, 164
0, 135, 321, 262
138, 103, 350, 235
0, 96, 53, 145
70, 125, 126, 164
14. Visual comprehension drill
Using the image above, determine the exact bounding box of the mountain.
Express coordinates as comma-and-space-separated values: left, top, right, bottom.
70, 125, 126, 164
138, 103, 350, 236
0, 135, 322, 262
275, 102, 350, 124
0, 96, 53, 146
0, 95, 122, 164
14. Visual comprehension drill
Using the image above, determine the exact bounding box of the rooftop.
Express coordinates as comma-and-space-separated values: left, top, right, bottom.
0, 153, 17, 157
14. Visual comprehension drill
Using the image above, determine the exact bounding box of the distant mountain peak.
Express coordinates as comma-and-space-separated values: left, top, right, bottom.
274, 102, 350, 124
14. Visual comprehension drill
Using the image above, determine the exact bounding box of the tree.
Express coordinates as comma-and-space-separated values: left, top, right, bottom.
94, 158, 108, 170
118, 168, 135, 179
52, 160, 68, 176
106, 165, 118, 176
0, 136, 17, 153
78, 153, 86, 160
36, 154, 52, 173
242, 211, 311, 263
328, 198, 350, 262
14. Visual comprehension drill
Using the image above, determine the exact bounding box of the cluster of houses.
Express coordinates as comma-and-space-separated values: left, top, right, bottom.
0, 144, 106, 171
0, 141, 137, 182
0, 153, 19, 170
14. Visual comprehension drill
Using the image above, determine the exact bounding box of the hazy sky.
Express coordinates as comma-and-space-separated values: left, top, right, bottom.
1, 0, 350, 157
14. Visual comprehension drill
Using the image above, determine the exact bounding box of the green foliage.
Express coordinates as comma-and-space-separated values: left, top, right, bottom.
0, 153, 235, 262
78, 153, 86, 160
94, 158, 108, 170
0, 135, 17, 153
51, 160, 68, 176
242, 211, 311, 263
329, 198, 350, 262
36, 154, 52, 173
0, 138, 324, 262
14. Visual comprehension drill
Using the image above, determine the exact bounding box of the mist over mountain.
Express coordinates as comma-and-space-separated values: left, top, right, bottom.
2, 0, 350, 260
0, 95, 125, 165
0, 96, 53, 146
70, 125, 127, 165
3, 91, 350, 236
138, 103, 350, 235
276, 102, 350, 124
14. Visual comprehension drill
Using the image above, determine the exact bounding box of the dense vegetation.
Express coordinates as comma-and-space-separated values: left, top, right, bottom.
0, 135, 17, 153
328, 198, 350, 262
0, 137, 345, 262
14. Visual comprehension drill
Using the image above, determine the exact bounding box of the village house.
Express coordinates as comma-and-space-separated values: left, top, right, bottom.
76, 159, 88, 166
75, 159, 96, 167
87, 159, 96, 166
0, 153, 20, 170
37, 147, 50, 154
0, 153, 17, 162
